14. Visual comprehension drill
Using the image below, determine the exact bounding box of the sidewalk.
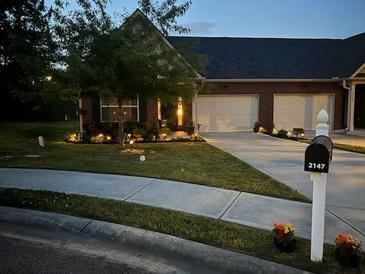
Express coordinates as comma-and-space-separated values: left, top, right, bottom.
0, 168, 364, 248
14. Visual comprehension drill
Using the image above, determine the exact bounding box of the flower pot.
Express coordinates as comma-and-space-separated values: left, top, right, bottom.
335, 247, 361, 268
273, 237, 297, 253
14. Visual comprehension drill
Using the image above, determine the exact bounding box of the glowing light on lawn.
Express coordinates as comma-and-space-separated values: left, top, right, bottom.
140, 155, 145, 161
45, 75, 52, 81
129, 140, 134, 145
106, 135, 111, 140
68, 133, 78, 142
300, 133, 305, 137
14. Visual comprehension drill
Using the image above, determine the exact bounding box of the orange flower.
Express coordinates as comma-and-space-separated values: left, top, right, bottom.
273, 223, 284, 231
335, 233, 346, 244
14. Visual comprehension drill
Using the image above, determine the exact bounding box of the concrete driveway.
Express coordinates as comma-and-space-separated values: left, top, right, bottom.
203, 132, 365, 237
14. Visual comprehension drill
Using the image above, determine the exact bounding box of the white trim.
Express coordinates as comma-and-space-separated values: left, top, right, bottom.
100, 96, 140, 123
348, 83, 356, 131
197, 93, 260, 97
349, 63, 365, 78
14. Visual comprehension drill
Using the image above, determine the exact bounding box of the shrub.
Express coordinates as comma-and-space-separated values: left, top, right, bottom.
293, 128, 305, 138
277, 129, 288, 138
133, 128, 147, 138
253, 122, 262, 132
158, 127, 171, 140
186, 121, 195, 135
144, 122, 159, 138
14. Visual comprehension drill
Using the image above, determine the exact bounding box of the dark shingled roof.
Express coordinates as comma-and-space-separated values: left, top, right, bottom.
168, 33, 365, 79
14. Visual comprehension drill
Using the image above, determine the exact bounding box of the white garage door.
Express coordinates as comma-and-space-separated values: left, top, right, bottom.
196, 95, 259, 132
274, 94, 334, 130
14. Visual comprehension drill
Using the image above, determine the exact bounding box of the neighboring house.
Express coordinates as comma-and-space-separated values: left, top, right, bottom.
81, 9, 365, 133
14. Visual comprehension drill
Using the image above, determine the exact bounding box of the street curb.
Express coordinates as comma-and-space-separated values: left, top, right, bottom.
0, 206, 311, 274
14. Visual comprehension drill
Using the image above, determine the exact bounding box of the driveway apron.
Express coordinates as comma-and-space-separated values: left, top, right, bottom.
203, 132, 365, 238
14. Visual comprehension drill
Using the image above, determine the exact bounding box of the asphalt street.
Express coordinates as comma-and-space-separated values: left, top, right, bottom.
0, 235, 152, 274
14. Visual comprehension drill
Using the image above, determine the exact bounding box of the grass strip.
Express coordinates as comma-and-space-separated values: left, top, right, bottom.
333, 143, 365, 155
1, 188, 363, 273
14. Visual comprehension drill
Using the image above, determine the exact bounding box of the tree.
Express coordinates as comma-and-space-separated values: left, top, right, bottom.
138, 0, 192, 35
69, 18, 204, 148
0, 0, 57, 108
0, 0, 111, 119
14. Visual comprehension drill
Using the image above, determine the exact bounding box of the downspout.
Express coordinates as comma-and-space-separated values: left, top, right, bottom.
342, 80, 351, 131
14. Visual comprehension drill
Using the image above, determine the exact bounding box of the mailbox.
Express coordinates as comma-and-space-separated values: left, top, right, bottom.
304, 135, 333, 173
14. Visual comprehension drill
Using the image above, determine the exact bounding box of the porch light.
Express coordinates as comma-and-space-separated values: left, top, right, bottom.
177, 97, 183, 126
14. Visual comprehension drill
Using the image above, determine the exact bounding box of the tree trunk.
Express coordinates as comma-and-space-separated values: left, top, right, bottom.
117, 99, 125, 149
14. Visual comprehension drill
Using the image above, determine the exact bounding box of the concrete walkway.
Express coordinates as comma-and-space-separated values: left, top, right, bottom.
202, 132, 365, 244
0, 168, 364, 248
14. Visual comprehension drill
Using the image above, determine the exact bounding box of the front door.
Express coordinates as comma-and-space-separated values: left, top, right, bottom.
354, 85, 365, 129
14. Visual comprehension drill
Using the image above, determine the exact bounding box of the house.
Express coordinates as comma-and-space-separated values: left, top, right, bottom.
81, 9, 365, 133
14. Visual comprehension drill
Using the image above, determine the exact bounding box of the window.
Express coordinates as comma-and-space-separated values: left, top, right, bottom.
100, 96, 139, 122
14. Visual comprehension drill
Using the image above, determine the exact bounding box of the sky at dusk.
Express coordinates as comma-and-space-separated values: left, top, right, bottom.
50, 0, 365, 39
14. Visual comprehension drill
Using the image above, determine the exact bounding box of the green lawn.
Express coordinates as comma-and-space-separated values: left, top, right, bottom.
2, 188, 362, 274
300, 138, 365, 155
333, 143, 365, 154
0, 121, 308, 202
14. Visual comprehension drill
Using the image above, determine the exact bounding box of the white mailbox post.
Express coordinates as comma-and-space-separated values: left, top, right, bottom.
305, 109, 332, 262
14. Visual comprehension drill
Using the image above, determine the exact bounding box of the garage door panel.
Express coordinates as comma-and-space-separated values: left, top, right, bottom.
197, 95, 258, 132
274, 94, 333, 130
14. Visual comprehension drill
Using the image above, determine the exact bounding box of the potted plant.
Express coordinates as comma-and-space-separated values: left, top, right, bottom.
272, 223, 297, 252
335, 233, 362, 268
